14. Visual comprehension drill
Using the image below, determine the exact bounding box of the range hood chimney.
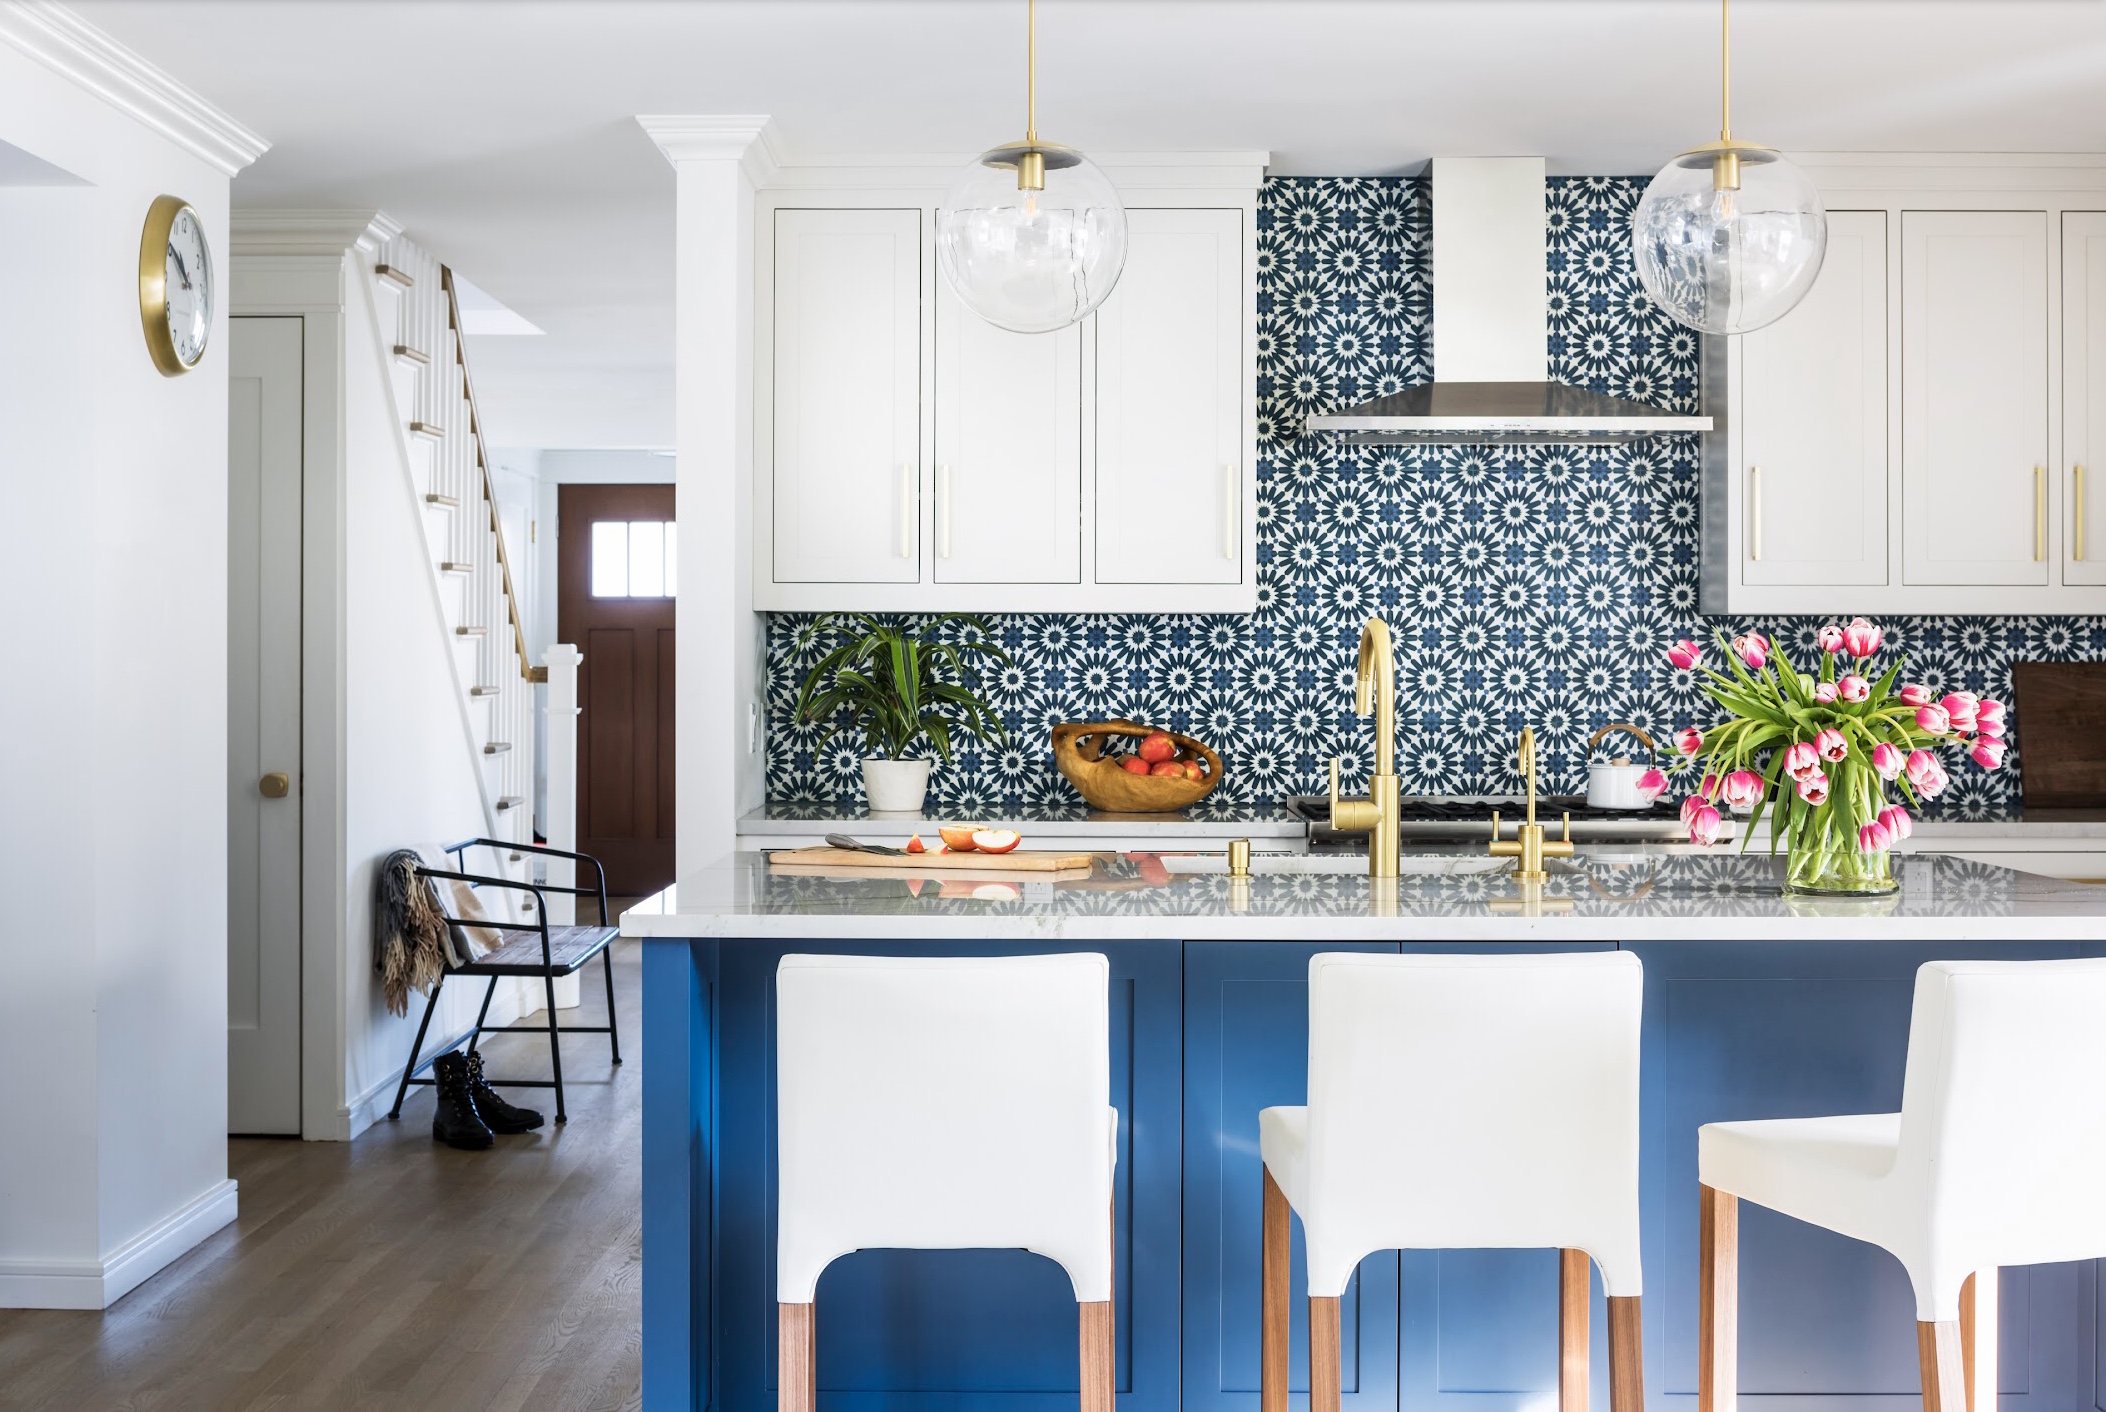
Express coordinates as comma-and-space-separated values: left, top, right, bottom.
1304, 156, 1713, 446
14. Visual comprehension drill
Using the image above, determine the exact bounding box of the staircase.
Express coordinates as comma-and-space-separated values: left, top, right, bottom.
365, 236, 539, 852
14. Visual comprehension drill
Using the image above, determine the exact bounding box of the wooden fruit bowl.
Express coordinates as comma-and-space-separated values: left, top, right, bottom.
1051, 720, 1224, 814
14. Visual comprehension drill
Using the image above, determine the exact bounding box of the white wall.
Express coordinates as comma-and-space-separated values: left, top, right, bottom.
0, 33, 257, 1307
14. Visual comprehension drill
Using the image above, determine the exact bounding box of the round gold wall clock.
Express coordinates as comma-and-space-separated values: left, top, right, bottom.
139, 194, 213, 376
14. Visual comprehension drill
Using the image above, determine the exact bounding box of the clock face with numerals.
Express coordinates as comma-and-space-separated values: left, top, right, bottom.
139, 196, 212, 375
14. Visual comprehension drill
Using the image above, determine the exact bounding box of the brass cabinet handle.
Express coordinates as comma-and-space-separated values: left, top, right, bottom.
2036, 465, 2047, 562
259, 772, 291, 799
1749, 465, 1762, 562
897, 463, 914, 560
2078, 465, 2088, 562
936, 463, 952, 560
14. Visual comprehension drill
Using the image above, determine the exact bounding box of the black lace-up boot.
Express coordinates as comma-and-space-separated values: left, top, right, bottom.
431, 1051, 495, 1149
465, 1049, 545, 1133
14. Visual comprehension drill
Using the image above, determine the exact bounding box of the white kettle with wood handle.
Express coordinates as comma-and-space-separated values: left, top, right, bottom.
1585, 723, 1659, 811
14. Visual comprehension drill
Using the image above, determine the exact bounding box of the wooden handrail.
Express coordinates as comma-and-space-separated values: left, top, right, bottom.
438, 266, 543, 683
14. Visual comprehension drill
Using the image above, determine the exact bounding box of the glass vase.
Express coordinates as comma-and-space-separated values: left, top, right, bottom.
1784, 837, 1898, 896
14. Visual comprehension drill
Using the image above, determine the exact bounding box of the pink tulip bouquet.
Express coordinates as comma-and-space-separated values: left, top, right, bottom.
1651, 618, 2007, 894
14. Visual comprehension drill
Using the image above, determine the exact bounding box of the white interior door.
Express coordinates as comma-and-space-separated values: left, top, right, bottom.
2066, 213, 2106, 585
229, 316, 303, 1135
933, 282, 1082, 583
1095, 207, 1244, 585
1740, 210, 1889, 587
771, 208, 921, 584
1901, 210, 2051, 585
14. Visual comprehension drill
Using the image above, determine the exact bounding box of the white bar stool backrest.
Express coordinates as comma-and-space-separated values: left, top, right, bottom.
775, 952, 1114, 1304
1897, 958, 2106, 1273
1306, 949, 1644, 1293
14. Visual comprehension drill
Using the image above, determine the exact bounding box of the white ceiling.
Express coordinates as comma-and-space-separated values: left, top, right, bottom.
71, 0, 2106, 450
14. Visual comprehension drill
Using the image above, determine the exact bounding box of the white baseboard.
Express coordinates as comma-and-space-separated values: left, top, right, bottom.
0, 1179, 239, 1310
336, 978, 537, 1140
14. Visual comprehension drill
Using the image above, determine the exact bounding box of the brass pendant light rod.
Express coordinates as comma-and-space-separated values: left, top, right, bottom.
1016, 0, 1046, 190
1720, 0, 1732, 143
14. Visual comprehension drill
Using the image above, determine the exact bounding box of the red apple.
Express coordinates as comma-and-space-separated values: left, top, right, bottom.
1150, 761, 1186, 777
1183, 761, 1206, 781
938, 824, 981, 851
1120, 756, 1152, 776
1138, 731, 1177, 764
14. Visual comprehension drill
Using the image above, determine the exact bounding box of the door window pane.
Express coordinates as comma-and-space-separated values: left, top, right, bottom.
591, 521, 629, 597
591, 520, 677, 598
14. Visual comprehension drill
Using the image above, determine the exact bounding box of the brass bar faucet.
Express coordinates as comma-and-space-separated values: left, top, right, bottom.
1488, 726, 1574, 883
1328, 617, 1401, 879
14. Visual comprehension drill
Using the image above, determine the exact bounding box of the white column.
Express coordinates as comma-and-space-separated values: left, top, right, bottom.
639, 116, 775, 878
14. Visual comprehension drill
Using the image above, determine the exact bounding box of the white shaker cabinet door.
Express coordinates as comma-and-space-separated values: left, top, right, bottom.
1901, 210, 2051, 586
1095, 208, 1244, 586
933, 282, 1083, 584
771, 208, 921, 584
2065, 213, 2106, 586
1741, 210, 1889, 586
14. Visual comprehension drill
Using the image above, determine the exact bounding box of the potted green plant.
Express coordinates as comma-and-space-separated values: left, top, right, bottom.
792, 613, 1011, 813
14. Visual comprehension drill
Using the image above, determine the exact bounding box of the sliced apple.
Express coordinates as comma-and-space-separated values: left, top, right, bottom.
970, 828, 1022, 854
937, 823, 981, 851
904, 834, 927, 854
972, 882, 1021, 902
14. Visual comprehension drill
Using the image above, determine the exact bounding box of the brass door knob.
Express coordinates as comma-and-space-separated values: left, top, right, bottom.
259, 772, 291, 798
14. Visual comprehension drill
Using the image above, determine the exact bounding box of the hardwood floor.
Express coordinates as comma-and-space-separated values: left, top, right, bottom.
0, 939, 643, 1412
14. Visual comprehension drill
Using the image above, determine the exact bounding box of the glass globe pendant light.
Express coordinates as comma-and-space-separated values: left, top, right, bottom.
936, 0, 1127, 334
1633, 0, 1827, 336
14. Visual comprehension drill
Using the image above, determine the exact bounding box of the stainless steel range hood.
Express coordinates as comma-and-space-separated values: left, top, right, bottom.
1304, 157, 1713, 446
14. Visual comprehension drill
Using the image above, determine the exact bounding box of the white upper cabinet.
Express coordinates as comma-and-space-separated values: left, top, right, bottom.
1739, 209, 1889, 588
770, 208, 921, 584
1901, 210, 2051, 586
932, 282, 1082, 585
2066, 213, 2106, 586
753, 166, 1262, 614
1095, 208, 1246, 587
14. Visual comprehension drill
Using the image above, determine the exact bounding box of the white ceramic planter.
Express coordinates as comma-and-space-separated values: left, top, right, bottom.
863, 757, 932, 814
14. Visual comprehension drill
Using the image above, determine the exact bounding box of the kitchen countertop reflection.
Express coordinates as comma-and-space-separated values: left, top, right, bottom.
622, 850, 2106, 943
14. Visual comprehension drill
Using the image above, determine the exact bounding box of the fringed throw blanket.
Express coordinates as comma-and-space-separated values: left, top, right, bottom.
376, 848, 453, 1016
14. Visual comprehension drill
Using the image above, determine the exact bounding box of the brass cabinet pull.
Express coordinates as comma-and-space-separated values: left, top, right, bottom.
1749, 465, 1762, 562
2036, 465, 2047, 562
936, 464, 952, 560
897, 463, 914, 560
259, 772, 291, 799
2078, 465, 2088, 562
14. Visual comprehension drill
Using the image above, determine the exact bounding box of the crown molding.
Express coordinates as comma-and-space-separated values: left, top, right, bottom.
231, 209, 401, 258
636, 115, 782, 187
0, 1, 267, 176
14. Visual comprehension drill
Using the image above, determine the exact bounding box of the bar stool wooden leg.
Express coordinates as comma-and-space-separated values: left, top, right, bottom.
1079, 1300, 1113, 1412
1607, 1296, 1645, 1412
1309, 1295, 1343, 1412
1262, 1169, 1290, 1412
1918, 1319, 1966, 1412
1960, 1268, 1997, 1412
1699, 1184, 1738, 1412
779, 1302, 815, 1412
1559, 1248, 1590, 1412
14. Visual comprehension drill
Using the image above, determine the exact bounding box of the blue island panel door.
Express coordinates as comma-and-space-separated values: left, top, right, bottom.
1184, 940, 1402, 1412
1630, 937, 2096, 1410
716, 939, 1181, 1412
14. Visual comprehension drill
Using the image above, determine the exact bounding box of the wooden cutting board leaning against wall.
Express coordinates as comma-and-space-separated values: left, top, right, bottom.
2011, 662, 2106, 812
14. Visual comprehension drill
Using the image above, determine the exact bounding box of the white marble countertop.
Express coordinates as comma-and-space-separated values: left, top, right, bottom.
738, 801, 1306, 838
620, 850, 2106, 943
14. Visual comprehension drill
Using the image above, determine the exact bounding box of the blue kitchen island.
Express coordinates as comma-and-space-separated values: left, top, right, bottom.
623, 850, 2106, 1411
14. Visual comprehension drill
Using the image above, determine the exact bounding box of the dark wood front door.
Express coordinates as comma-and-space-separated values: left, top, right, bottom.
558, 484, 676, 896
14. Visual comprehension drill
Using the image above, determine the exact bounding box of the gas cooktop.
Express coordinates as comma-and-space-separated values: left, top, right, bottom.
1282, 794, 1691, 849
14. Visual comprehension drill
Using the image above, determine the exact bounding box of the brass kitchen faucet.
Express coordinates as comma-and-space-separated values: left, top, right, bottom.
1328, 617, 1401, 879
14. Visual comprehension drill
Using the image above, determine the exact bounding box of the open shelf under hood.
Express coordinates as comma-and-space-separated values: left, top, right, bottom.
1303, 380, 1714, 446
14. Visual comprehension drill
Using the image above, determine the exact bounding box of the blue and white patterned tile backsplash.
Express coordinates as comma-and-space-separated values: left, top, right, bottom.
767, 175, 2106, 819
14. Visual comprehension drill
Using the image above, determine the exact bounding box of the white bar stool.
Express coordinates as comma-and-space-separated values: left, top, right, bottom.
1260, 950, 1647, 1412
1699, 957, 2106, 1412
775, 952, 1117, 1412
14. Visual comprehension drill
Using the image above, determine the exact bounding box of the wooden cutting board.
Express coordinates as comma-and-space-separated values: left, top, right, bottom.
2012, 661, 2106, 810
766, 846, 1103, 873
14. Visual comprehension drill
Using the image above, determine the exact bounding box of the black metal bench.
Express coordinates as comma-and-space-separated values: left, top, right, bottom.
386, 838, 621, 1125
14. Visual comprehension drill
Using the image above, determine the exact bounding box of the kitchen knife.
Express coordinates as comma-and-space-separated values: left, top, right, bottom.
825, 832, 906, 856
